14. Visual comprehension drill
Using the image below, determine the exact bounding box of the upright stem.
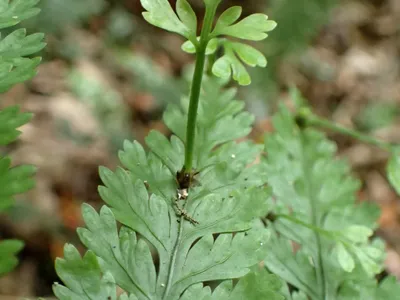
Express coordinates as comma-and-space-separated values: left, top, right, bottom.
297, 108, 394, 152
183, 3, 219, 173
162, 3, 220, 298
298, 132, 326, 299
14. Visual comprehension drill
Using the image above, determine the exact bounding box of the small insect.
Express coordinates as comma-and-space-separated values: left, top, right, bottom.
143, 180, 150, 190
174, 189, 199, 225
176, 169, 200, 189
174, 203, 199, 225
177, 188, 189, 200
174, 169, 201, 224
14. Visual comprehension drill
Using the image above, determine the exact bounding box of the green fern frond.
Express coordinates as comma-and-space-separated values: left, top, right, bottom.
0, 0, 44, 277
263, 91, 400, 299
53, 244, 135, 300
53, 76, 283, 299
0, 0, 45, 92
145, 0, 276, 85
0, 239, 24, 276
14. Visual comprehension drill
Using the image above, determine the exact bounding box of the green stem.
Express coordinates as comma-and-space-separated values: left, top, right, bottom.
298, 108, 394, 152
162, 4, 220, 299
275, 214, 334, 239
162, 214, 184, 300
183, 3, 219, 173
298, 132, 326, 299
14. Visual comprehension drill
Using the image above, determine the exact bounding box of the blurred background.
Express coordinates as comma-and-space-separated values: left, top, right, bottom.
1, 0, 400, 298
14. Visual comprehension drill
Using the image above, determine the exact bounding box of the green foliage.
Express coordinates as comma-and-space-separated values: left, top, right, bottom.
52, 1, 400, 300
209, 7, 276, 85
212, 11, 276, 41
0, 239, 24, 276
0, 0, 44, 276
0, 0, 40, 28
0, 105, 32, 144
211, 40, 267, 86
180, 269, 282, 300
0, 0, 45, 92
0, 157, 36, 211
141, 0, 276, 85
141, 0, 196, 41
53, 73, 283, 299
53, 244, 132, 299
262, 91, 400, 299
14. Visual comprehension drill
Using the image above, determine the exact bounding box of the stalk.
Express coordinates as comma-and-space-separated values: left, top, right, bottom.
297, 108, 394, 152
183, 2, 220, 174
163, 3, 220, 298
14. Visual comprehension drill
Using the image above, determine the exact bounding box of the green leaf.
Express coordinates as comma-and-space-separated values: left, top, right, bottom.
0, 0, 43, 280
145, 130, 184, 175
231, 42, 267, 67
0, 157, 36, 212
335, 242, 355, 272
72, 185, 272, 298
77, 204, 157, 298
387, 153, 400, 195
212, 54, 232, 81
176, 0, 197, 35
163, 78, 256, 170
0, 29, 45, 59
340, 225, 373, 244
0, 3, 45, 92
213, 6, 242, 33
211, 41, 266, 85
53, 245, 120, 299
0, 163, 36, 196
180, 283, 211, 300
0, 239, 24, 276
0, 0, 41, 29
118, 140, 176, 199
213, 48, 251, 86
352, 239, 385, 276
0, 57, 42, 92
264, 233, 319, 299
213, 13, 277, 41
55, 75, 283, 299
336, 273, 400, 300
207, 7, 276, 85
376, 276, 400, 299
263, 90, 385, 299
225, 269, 284, 300
180, 270, 284, 300
0, 106, 33, 145
140, 0, 194, 39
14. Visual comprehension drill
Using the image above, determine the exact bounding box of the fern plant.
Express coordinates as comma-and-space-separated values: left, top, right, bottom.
51, 1, 400, 300
0, 0, 45, 276
53, 0, 282, 299
263, 89, 400, 299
